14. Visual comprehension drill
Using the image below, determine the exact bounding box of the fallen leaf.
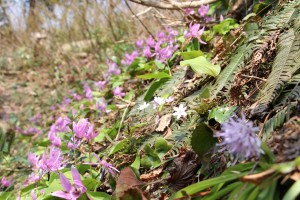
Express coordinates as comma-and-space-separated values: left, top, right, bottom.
140, 167, 163, 181
156, 114, 172, 132
116, 167, 148, 200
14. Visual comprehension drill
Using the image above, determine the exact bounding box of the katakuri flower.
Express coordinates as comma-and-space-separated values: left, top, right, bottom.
40, 146, 64, 172
52, 166, 87, 200
184, 23, 206, 44
215, 114, 262, 159
198, 4, 209, 16
73, 118, 89, 138
85, 153, 120, 176
1, 177, 12, 187
173, 104, 187, 120
113, 86, 125, 98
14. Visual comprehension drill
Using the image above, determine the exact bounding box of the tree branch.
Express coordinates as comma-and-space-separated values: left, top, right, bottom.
127, 0, 217, 10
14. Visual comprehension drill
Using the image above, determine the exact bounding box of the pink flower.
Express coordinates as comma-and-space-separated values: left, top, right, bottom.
1, 177, 12, 187
143, 46, 153, 58
28, 153, 39, 169
48, 130, 61, 147
85, 153, 120, 176
96, 98, 107, 113
121, 51, 138, 66
184, 8, 195, 15
198, 4, 209, 17
52, 167, 87, 200
113, 86, 125, 98
94, 81, 106, 90
107, 60, 121, 76
40, 146, 64, 172
85, 124, 99, 140
184, 23, 206, 44
73, 118, 89, 138
67, 137, 81, 150
146, 36, 156, 48
136, 40, 144, 49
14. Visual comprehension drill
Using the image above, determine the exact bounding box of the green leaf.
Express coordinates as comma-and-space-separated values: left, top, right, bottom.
131, 154, 141, 170
180, 56, 221, 77
144, 78, 169, 101
154, 137, 172, 158
86, 192, 111, 200
191, 123, 217, 157
202, 182, 242, 200
213, 18, 239, 35
180, 51, 204, 60
82, 178, 99, 191
137, 72, 171, 79
283, 180, 300, 200
171, 171, 248, 199
109, 139, 129, 155
208, 106, 236, 123
140, 144, 161, 169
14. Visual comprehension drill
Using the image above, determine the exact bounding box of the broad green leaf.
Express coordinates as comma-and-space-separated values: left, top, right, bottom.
180, 56, 221, 77
131, 153, 141, 170
154, 137, 172, 158
171, 172, 248, 199
213, 18, 239, 35
82, 178, 99, 191
144, 78, 169, 101
86, 192, 111, 200
141, 144, 161, 169
199, 87, 211, 98
191, 123, 217, 157
109, 139, 129, 155
180, 51, 204, 60
137, 72, 171, 79
283, 180, 300, 200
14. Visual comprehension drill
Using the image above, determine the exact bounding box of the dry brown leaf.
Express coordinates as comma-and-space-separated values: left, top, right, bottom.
116, 167, 148, 200
155, 114, 172, 132
140, 167, 163, 181
163, 127, 172, 138
240, 168, 275, 185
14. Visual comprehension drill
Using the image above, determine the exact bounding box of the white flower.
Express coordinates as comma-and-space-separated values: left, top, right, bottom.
152, 96, 166, 109
165, 96, 174, 103
138, 102, 150, 111
173, 104, 187, 120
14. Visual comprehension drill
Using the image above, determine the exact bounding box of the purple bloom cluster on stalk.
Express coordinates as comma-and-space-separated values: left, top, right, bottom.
69, 90, 82, 101
121, 50, 138, 66
23, 127, 42, 135
52, 166, 87, 200
29, 114, 42, 124
215, 114, 262, 160
106, 60, 121, 77
1, 177, 12, 188
48, 117, 71, 147
83, 82, 93, 100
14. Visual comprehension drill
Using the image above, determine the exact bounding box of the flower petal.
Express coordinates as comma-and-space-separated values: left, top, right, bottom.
52, 190, 73, 199
71, 166, 86, 192
59, 173, 72, 191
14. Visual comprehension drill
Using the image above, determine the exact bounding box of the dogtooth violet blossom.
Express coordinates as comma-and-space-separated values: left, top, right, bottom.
40, 146, 64, 172
52, 166, 87, 200
136, 39, 144, 49
173, 104, 187, 120
107, 60, 121, 76
184, 8, 195, 15
184, 23, 207, 44
113, 86, 125, 98
214, 114, 262, 159
73, 118, 89, 138
121, 50, 138, 66
198, 4, 209, 16
1, 177, 12, 187
85, 153, 120, 176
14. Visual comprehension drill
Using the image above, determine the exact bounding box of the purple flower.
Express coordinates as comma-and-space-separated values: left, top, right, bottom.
1, 177, 12, 187
40, 146, 64, 172
184, 8, 195, 15
136, 40, 144, 49
198, 4, 209, 17
184, 23, 206, 44
85, 153, 120, 176
62, 97, 72, 106
67, 137, 81, 150
214, 114, 262, 159
83, 82, 93, 100
113, 86, 125, 98
146, 36, 156, 48
28, 153, 39, 169
94, 81, 106, 90
121, 51, 138, 66
54, 117, 71, 132
73, 118, 89, 138
31, 190, 37, 200
143, 46, 153, 58
48, 130, 61, 147
96, 98, 107, 113
24, 173, 40, 185
85, 124, 99, 140
69, 90, 82, 101
52, 166, 87, 200
107, 60, 121, 76
29, 114, 42, 124
23, 127, 42, 135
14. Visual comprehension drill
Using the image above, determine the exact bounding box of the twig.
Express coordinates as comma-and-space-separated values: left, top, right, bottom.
131, 7, 152, 18
240, 74, 267, 82
128, 0, 217, 10
115, 98, 133, 141
124, 0, 156, 39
